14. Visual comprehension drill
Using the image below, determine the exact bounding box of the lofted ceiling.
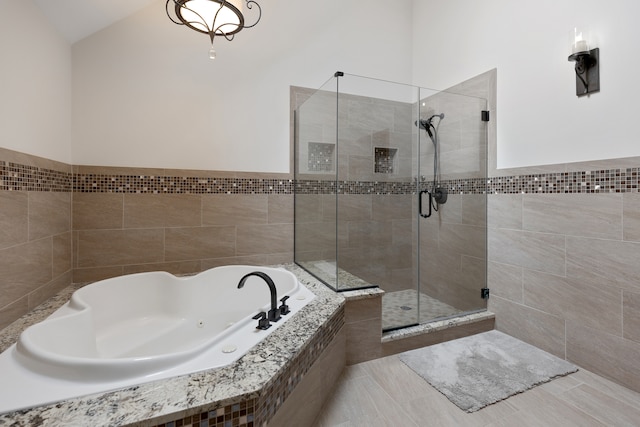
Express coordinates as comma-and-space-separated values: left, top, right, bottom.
34, 0, 160, 44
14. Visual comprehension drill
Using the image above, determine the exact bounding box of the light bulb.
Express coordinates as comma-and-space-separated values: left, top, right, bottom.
209, 46, 216, 60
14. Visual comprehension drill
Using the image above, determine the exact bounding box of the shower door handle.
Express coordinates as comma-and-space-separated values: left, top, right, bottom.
419, 190, 432, 218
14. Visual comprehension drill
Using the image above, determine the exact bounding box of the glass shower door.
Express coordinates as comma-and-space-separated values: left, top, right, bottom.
415, 88, 489, 325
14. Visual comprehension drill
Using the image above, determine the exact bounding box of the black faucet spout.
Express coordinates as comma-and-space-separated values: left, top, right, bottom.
237, 271, 281, 322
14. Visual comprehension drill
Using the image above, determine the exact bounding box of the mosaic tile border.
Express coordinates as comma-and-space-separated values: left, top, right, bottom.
488, 168, 640, 194
147, 306, 344, 427
3, 157, 640, 196
0, 161, 72, 192
74, 175, 294, 194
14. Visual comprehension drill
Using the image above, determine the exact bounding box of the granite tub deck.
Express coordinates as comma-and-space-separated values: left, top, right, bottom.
0, 264, 345, 427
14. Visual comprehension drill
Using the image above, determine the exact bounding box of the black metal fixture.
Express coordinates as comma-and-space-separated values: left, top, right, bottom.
567, 27, 599, 97
166, 0, 261, 59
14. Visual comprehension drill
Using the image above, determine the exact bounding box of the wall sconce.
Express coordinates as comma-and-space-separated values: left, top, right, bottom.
166, 0, 261, 59
567, 27, 599, 97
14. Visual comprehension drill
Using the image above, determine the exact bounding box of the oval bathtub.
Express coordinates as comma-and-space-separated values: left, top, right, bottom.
0, 265, 315, 413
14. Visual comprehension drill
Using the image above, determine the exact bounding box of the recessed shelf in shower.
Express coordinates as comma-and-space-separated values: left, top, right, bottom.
374, 147, 397, 174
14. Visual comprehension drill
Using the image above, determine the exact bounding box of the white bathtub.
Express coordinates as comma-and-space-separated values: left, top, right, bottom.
0, 265, 315, 414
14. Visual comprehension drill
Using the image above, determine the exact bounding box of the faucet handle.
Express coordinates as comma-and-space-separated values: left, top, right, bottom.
279, 296, 290, 315
252, 312, 271, 330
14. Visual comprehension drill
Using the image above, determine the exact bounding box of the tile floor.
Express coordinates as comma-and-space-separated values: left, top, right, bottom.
313, 352, 640, 426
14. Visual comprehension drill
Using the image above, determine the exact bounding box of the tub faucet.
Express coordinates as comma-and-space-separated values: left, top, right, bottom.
237, 271, 281, 322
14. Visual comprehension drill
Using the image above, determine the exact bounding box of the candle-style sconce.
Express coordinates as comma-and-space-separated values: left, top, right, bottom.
567, 27, 599, 97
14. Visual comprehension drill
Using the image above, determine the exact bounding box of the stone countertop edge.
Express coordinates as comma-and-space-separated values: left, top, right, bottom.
0, 263, 345, 427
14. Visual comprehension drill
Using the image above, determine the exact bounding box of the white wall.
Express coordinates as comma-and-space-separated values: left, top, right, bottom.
72, 0, 414, 173
412, 0, 640, 169
0, 0, 72, 164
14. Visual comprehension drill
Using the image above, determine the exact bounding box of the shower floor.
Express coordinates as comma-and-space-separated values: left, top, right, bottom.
382, 289, 462, 331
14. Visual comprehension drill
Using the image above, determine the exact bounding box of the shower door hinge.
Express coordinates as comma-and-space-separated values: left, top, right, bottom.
481, 288, 490, 299
481, 110, 490, 122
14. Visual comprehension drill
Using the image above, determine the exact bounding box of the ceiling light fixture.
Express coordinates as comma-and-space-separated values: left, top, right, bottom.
166, 0, 261, 59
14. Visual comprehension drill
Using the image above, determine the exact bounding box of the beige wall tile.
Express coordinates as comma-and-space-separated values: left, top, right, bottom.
491, 296, 566, 359
124, 194, 201, 228
523, 194, 622, 239
488, 261, 523, 303
53, 232, 72, 277
76, 229, 164, 267
0, 238, 53, 308
202, 194, 268, 226
345, 295, 382, 324
339, 195, 372, 221
567, 323, 640, 392
623, 291, 640, 344
566, 236, 640, 293
523, 269, 623, 335
201, 255, 268, 270
347, 220, 392, 248
28, 271, 72, 310
73, 266, 124, 283
123, 261, 201, 275
165, 226, 236, 261
0, 297, 28, 330
461, 194, 487, 227
440, 223, 486, 259
489, 228, 565, 275
372, 195, 411, 221
72, 193, 123, 230
0, 191, 28, 249
236, 224, 293, 256
268, 194, 293, 224
623, 193, 640, 242
28, 192, 71, 240
488, 194, 522, 230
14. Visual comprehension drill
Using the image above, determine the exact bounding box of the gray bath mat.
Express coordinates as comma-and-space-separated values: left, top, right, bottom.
398, 330, 578, 412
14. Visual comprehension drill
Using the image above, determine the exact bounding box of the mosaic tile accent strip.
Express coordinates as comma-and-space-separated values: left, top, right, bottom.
488, 168, 640, 194
0, 161, 72, 192
295, 178, 487, 195
4, 157, 640, 196
149, 400, 255, 427
73, 175, 294, 194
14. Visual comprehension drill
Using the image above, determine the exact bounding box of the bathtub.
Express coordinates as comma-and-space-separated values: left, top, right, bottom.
0, 265, 315, 414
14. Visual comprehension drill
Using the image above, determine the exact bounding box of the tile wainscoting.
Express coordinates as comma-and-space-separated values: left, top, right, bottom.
2, 146, 640, 395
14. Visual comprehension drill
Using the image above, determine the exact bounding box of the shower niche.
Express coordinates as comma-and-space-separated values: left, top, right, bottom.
294, 72, 489, 331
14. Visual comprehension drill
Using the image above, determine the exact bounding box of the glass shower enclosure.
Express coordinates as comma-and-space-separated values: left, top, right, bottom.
294, 72, 488, 331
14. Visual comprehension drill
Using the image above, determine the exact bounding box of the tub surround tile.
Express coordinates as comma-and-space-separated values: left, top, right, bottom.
164, 226, 236, 261
0, 264, 345, 427
27, 192, 71, 241
76, 229, 165, 268
72, 192, 124, 230
0, 191, 28, 249
124, 193, 201, 228
202, 194, 268, 226
0, 239, 53, 308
